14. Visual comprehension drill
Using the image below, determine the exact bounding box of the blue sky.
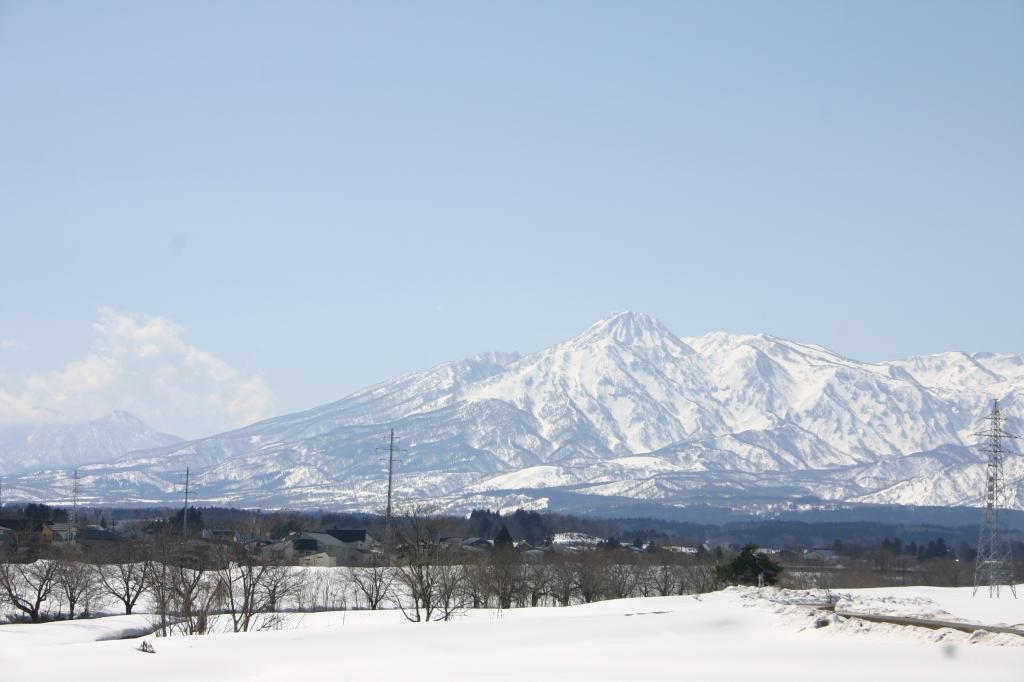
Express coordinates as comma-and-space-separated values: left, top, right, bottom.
1, 1, 1022, 436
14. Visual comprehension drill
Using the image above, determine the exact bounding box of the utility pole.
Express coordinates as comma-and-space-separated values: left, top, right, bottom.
69, 469, 81, 545
376, 429, 405, 555
973, 399, 1019, 598
182, 467, 190, 538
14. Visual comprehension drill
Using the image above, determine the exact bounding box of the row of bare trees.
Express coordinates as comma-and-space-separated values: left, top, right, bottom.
376, 511, 719, 622
0, 540, 298, 632
0, 549, 133, 622
145, 539, 300, 636
1, 519, 719, 629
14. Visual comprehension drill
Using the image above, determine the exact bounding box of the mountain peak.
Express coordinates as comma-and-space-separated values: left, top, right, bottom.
102, 410, 146, 425
580, 311, 684, 348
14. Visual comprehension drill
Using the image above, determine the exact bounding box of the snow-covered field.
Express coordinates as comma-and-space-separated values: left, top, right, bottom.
2, 586, 1023, 681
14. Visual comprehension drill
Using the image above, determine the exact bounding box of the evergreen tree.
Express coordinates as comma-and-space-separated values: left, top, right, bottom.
715, 544, 783, 586
169, 506, 204, 536
493, 525, 514, 548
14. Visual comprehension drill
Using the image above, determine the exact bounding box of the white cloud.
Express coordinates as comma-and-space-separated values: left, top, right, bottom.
0, 309, 276, 438
0, 339, 16, 350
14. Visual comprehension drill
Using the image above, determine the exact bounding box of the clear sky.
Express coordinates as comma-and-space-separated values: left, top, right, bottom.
1, 1, 1022, 437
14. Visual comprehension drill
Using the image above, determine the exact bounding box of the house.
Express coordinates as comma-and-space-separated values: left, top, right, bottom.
550, 532, 603, 552
803, 547, 839, 562
297, 551, 336, 567
77, 527, 122, 551
321, 529, 377, 551
0, 524, 18, 550
45, 522, 74, 544
662, 545, 700, 555
201, 528, 242, 543
521, 547, 548, 562
269, 529, 378, 564
0, 518, 29, 534
0, 519, 31, 549
462, 537, 493, 551
303, 529, 379, 563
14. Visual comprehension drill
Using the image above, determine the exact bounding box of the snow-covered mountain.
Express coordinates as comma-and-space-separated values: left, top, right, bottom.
0, 411, 182, 475
3, 313, 1022, 512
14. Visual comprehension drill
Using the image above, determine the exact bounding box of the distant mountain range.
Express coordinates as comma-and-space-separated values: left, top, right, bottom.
0, 411, 181, 476
2, 312, 1022, 514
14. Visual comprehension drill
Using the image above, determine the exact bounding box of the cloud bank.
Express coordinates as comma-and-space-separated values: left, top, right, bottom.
0, 309, 275, 438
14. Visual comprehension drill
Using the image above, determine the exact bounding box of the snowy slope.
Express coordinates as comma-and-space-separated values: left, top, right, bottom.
3, 312, 1022, 511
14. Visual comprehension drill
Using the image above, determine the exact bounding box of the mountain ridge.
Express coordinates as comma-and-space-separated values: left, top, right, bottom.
2, 312, 1022, 513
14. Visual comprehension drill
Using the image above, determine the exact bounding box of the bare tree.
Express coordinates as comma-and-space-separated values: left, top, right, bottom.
574, 553, 606, 603
523, 561, 551, 607
146, 556, 174, 636
680, 555, 718, 594
488, 548, 526, 610
262, 561, 300, 613
461, 555, 491, 609
351, 561, 393, 610
433, 559, 466, 621
170, 562, 222, 635
145, 537, 223, 636
295, 568, 346, 612
632, 561, 654, 598
54, 553, 100, 619
94, 545, 151, 615
388, 508, 464, 622
603, 558, 638, 600
548, 555, 577, 606
0, 559, 59, 623
649, 561, 682, 596
218, 541, 297, 632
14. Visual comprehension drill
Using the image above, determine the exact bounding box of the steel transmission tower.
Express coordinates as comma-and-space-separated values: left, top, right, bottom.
973, 399, 1019, 597
68, 469, 81, 545
376, 429, 405, 555
182, 467, 191, 538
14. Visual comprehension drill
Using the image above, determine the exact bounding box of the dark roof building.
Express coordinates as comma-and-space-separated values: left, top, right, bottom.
323, 529, 368, 544
0, 519, 29, 532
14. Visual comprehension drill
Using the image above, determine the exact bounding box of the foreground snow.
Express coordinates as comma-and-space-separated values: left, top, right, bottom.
1, 586, 1022, 681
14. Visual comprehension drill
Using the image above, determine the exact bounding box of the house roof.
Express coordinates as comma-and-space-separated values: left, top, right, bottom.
303, 532, 346, 547
78, 528, 120, 542
293, 538, 319, 552
462, 537, 492, 547
323, 529, 368, 544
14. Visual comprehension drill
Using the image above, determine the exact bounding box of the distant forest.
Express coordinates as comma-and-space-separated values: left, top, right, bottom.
2, 502, 1012, 553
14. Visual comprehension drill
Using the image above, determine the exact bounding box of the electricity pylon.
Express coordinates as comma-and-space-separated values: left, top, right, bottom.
973, 399, 1019, 597
68, 469, 81, 545
376, 429, 405, 555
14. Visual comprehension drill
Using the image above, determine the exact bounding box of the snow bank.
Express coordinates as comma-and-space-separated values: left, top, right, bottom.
1, 588, 1022, 681
0, 614, 155, 646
